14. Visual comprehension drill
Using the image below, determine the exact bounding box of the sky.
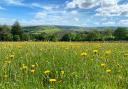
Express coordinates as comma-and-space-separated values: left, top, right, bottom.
0, 0, 128, 27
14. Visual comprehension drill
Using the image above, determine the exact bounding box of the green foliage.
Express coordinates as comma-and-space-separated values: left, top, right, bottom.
114, 27, 128, 40
13, 35, 20, 41
0, 22, 128, 41
61, 32, 77, 41
100, 30, 114, 41
11, 21, 23, 41
21, 33, 30, 41
11, 21, 23, 36
86, 31, 101, 41
48, 34, 58, 41
0, 25, 13, 41
35, 32, 48, 41
23, 26, 61, 34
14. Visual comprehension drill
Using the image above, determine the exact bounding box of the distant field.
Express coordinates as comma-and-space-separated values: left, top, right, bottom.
0, 42, 128, 89
31, 29, 61, 34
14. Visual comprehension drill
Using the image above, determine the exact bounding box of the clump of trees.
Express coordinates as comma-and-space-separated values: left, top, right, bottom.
0, 21, 128, 41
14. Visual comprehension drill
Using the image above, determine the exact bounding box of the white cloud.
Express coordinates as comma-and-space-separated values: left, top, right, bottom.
31, 3, 54, 11
102, 21, 115, 25
66, 0, 100, 9
118, 19, 128, 26
74, 18, 79, 21
101, 0, 117, 7
96, 0, 128, 16
66, 0, 128, 17
31, 8, 84, 26
31, 3, 43, 8
34, 9, 80, 21
69, 10, 78, 15
35, 12, 47, 19
66, 1, 76, 8
4, 0, 25, 6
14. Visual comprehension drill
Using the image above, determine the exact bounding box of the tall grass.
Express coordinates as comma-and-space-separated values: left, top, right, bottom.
0, 42, 128, 89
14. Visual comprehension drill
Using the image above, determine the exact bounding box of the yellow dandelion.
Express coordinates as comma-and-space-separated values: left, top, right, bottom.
49, 79, 57, 83
44, 70, 50, 74
106, 69, 111, 73
31, 69, 35, 73
101, 63, 106, 67
22, 64, 28, 70
61, 70, 64, 75
31, 65, 36, 68
93, 50, 98, 54
81, 52, 87, 56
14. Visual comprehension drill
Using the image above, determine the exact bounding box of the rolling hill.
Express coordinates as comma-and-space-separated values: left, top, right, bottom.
23, 25, 118, 34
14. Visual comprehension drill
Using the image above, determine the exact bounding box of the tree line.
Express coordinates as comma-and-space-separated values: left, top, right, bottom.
0, 21, 128, 41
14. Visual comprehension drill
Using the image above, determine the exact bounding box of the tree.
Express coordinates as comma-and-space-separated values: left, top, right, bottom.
61, 32, 77, 41
86, 31, 101, 41
101, 29, 114, 41
11, 21, 23, 40
48, 34, 58, 41
13, 35, 20, 41
75, 33, 82, 41
0, 25, 13, 41
21, 33, 30, 41
35, 32, 48, 41
114, 27, 128, 40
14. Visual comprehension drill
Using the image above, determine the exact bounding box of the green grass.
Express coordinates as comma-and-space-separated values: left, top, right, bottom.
0, 42, 128, 89
32, 29, 61, 34
23, 26, 62, 34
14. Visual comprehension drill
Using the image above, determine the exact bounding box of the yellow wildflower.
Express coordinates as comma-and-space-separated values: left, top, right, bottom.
44, 70, 50, 74
49, 79, 57, 83
61, 70, 64, 75
81, 52, 87, 56
31, 69, 35, 73
22, 64, 28, 70
106, 69, 111, 73
101, 63, 106, 67
31, 65, 36, 68
93, 50, 98, 54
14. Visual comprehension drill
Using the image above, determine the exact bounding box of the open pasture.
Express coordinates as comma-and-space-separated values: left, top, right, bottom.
0, 42, 128, 89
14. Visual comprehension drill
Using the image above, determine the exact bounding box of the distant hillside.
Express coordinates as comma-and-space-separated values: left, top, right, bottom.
23, 25, 118, 34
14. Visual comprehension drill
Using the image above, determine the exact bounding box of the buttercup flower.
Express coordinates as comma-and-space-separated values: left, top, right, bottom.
93, 50, 98, 54
81, 52, 87, 56
49, 79, 57, 83
106, 69, 111, 73
44, 70, 50, 74
61, 70, 64, 75
101, 63, 106, 67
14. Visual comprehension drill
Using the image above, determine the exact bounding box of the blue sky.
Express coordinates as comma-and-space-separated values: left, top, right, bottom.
0, 0, 128, 27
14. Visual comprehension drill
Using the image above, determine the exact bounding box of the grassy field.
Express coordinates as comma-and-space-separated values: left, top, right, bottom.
0, 42, 128, 89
